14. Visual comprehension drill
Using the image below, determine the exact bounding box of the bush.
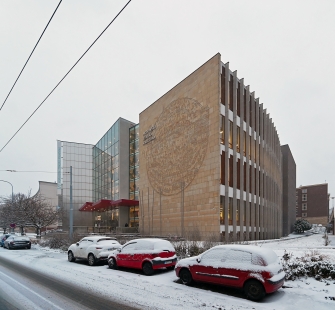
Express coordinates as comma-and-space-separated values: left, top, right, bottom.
281, 250, 335, 281
293, 219, 312, 233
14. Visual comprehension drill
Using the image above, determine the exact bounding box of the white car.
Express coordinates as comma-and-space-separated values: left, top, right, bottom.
67, 236, 121, 266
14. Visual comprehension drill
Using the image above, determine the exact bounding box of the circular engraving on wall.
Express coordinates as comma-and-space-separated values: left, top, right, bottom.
145, 97, 209, 196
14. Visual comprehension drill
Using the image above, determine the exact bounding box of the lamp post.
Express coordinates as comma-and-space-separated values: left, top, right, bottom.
0, 180, 14, 232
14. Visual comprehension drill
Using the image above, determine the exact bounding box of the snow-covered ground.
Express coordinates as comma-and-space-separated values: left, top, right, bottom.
0, 232, 334, 309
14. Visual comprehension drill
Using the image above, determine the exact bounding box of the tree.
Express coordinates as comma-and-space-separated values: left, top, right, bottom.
293, 219, 312, 233
23, 194, 62, 237
0, 192, 62, 237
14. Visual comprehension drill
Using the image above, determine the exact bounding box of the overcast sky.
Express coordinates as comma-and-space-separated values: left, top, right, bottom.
0, 0, 334, 208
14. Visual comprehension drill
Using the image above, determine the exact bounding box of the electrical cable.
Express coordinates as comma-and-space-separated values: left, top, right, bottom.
0, 0, 132, 154
0, 0, 62, 112
0, 170, 56, 173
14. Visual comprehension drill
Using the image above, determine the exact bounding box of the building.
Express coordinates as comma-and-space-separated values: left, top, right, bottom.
139, 53, 287, 242
57, 118, 139, 234
57, 140, 94, 232
34, 181, 59, 230
57, 54, 294, 241
281, 145, 296, 235
296, 183, 329, 226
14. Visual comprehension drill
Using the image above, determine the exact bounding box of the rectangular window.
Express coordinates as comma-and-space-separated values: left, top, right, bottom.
237, 126, 240, 152
220, 196, 224, 224
243, 131, 246, 156
302, 203, 307, 210
302, 213, 307, 217
236, 199, 240, 226
221, 67, 225, 105
237, 82, 241, 117
229, 75, 234, 111
228, 198, 233, 225
302, 194, 307, 201
302, 189, 307, 193
220, 115, 225, 144
229, 121, 233, 148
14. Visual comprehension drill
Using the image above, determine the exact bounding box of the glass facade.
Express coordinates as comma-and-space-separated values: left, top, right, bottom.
93, 120, 120, 201
57, 141, 93, 230
129, 124, 139, 201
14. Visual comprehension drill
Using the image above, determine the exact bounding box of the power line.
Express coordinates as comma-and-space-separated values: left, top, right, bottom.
0, 0, 62, 112
0, 0, 132, 154
0, 170, 56, 173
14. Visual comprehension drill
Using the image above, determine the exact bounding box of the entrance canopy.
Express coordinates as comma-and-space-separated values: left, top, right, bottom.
79, 199, 139, 212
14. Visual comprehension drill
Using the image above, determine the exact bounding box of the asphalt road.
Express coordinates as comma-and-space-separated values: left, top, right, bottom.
0, 255, 139, 310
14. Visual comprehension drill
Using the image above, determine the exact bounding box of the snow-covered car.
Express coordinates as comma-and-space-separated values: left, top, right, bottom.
4, 235, 31, 250
175, 244, 285, 301
67, 236, 121, 266
107, 238, 177, 275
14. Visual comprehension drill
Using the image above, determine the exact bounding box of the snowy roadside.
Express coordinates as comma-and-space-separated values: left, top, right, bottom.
0, 233, 334, 309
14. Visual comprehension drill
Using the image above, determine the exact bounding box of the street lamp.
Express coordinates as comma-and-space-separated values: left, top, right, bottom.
0, 180, 14, 232
0, 179, 13, 202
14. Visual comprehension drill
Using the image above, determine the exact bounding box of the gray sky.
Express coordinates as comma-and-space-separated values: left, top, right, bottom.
0, 0, 334, 207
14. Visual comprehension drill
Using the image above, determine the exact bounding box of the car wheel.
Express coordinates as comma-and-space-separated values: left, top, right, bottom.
88, 253, 96, 266
142, 262, 154, 276
179, 269, 193, 285
27, 245, 31, 249
244, 280, 265, 301
108, 258, 117, 269
68, 251, 76, 262
166, 266, 175, 271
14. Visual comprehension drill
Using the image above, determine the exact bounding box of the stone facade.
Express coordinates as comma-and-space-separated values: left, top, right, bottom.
139, 54, 221, 238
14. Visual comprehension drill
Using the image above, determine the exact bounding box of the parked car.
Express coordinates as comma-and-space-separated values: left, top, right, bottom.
67, 236, 121, 266
0, 234, 11, 247
107, 238, 177, 275
175, 244, 285, 301
4, 235, 31, 250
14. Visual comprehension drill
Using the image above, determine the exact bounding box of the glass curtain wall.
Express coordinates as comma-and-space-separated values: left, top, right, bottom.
93, 121, 119, 201
129, 124, 139, 227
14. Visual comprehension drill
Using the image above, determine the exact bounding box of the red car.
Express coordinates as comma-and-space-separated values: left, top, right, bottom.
175, 244, 285, 301
107, 238, 177, 275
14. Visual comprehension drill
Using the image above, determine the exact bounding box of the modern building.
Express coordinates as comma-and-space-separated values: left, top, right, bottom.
57, 118, 139, 234
139, 53, 287, 242
296, 183, 329, 226
281, 145, 296, 236
57, 53, 294, 241
57, 140, 94, 232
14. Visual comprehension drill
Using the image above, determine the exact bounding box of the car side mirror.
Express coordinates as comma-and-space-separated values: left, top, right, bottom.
196, 257, 201, 263
118, 248, 121, 252
76, 242, 79, 246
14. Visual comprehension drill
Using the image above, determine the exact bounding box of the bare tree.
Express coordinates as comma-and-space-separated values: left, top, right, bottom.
23, 194, 62, 237
0, 192, 62, 237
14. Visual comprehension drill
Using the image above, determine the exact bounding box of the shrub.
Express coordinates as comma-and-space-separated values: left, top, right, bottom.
293, 219, 312, 233
281, 250, 335, 281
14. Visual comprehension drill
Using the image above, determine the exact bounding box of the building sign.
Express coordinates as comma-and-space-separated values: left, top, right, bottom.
143, 125, 156, 145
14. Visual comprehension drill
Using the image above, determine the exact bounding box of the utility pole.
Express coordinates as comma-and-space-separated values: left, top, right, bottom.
69, 166, 73, 239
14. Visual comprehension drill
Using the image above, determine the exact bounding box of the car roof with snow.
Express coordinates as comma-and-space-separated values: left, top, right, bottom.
80, 236, 117, 242
207, 244, 279, 264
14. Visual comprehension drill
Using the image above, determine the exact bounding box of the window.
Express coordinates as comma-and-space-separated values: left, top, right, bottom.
220, 115, 225, 145
302, 194, 307, 201
302, 213, 307, 217
229, 121, 233, 148
302, 189, 307, 193
302, 203, 307, 211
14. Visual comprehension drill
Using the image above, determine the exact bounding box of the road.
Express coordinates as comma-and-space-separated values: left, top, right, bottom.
0, 254, 138, 310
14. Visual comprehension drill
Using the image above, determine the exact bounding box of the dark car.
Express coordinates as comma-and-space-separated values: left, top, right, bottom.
4, 236, 31, 250
0, 234, 11, 247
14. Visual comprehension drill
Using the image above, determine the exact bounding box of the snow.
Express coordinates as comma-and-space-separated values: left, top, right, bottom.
0, 232, 335, 309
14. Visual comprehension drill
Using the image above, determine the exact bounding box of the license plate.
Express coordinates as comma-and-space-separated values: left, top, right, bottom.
165, 261, 172, 264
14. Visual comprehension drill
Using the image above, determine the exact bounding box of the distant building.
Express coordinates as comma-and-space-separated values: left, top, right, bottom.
34, 181, 59, 230
281, 145, 296, 236
296, 183, 329, 226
